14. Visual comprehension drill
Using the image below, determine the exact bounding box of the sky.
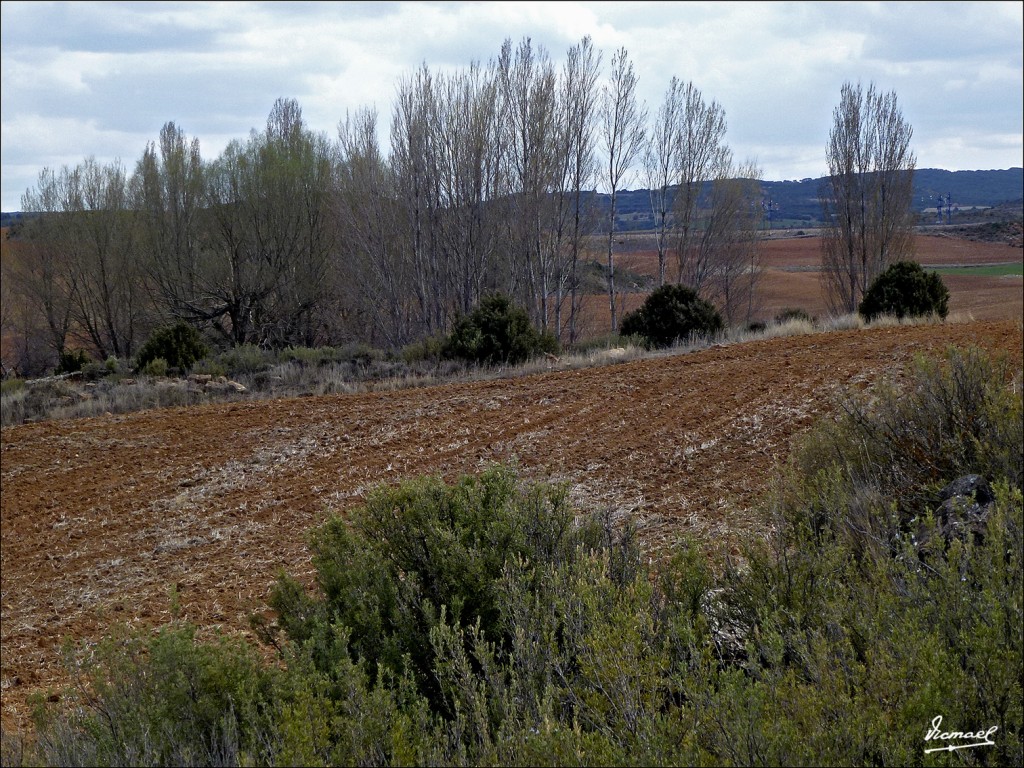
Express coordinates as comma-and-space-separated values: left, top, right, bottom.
1, 0, 1022, 212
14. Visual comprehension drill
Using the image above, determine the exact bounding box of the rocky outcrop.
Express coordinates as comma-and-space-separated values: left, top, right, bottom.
916, 474, 995, 554
188, 374, 247, 393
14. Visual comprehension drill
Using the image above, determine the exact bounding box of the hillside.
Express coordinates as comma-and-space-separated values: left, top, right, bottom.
2, 318, 1021, 730
4, 168, 1021, 231
601, 167, 1024, 230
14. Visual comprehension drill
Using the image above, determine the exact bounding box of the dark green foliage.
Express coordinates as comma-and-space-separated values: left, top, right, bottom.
260, 464, 709, 764
443, 294, 559, 366
265, 466, 611, 712
55, 349, 90, 375
619, 284, 723, 349
136, 322, 209, 373
859, 260, 950, 321
24, 626, 281, 767
773, 307, 815, 325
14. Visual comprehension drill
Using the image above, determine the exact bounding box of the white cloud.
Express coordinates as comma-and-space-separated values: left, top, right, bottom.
2, 0, 1021, 210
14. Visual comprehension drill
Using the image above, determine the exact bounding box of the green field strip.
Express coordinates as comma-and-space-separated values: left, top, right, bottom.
928, 263, 1023, 277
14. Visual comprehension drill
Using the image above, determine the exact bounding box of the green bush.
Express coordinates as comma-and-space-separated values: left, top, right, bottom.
189, 356, 229, 379
401, 334, 447, 364
773, 307, 815, 325
24, 625, 281, 767
140, 357, 169, 378
0, 378, 24, 397
619, 284, 723, 349
265, 466, 610, 706
104, 355, 127, 375
443, 294, 559, 366
793, 345, 1022, 537
260, 464, 707, 763
55, 349, 90, 375
214, 344, 271, 376
859, 260, 950, 322
135, 322, 209, 373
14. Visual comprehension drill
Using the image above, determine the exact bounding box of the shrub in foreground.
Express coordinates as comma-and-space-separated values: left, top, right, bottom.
443, 293, 558, 366
619, 284, 723, 349
135, 321, 209, 373
859, 259, 949, 321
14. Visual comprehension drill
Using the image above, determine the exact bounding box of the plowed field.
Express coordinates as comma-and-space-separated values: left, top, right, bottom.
612, 233, 1023, 323
2, 319, 1021, 730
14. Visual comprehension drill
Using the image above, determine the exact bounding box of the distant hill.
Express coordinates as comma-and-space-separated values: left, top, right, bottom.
913, 168, 1024, 207
606, 167, 1024, 231
0, 211, 30, 228
4, 168, 1021, 231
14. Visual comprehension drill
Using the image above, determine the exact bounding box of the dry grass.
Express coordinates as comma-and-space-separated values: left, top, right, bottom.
1, 313, 975, 428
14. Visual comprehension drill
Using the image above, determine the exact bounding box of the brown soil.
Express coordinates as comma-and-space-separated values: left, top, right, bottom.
2, 319, 1021, 731
614, 233, 1022, 323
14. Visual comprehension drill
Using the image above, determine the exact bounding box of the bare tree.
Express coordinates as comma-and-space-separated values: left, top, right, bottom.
135, 122, 208, 327
19, 159, 148, 360
644, 76, 683, 287
552, 36, 602, 342
499, 37, 561, 330
338, 107, 412, 346
820, 81, 916, 314
10, 171, 74, 364
703, 159, 764, 327
392, 64, 447, 337
672, 82, 729, 290
434, 60, 505, 319
600, 47, 647, 331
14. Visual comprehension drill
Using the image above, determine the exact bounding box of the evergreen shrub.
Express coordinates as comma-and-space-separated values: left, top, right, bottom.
55, 349, 90, 375
859, 260, 949, 321
136, 322, 209, 373
443, 294, 558, 366
619, 284, 723, 348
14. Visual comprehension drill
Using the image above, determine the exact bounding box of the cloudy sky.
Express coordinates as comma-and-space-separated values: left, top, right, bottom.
2, 1, 1022, 211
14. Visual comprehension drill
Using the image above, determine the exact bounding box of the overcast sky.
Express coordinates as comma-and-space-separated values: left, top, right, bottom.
2, 1, 1022, 212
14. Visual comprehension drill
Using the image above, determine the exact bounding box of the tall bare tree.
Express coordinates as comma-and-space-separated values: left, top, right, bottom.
820, 81, 916, 313
10, 170, 75, 366
392, 64, 447, 336
644, 76, 683, 287
552, 35, 602, 342
338, 107, 411, 346
135, 122, 207, 326
672, 82, 729, 290
703, 159, 764, 327
499, 37, 561, 330
435, 60, 505, 319
19, 159, 148, 360
600, 47, 646, 331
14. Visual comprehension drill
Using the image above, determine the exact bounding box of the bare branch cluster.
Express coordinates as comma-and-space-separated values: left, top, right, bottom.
2, 50, 915, 377
820, 81, 916, 314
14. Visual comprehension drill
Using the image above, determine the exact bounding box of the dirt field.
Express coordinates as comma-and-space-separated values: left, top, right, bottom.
614, 233, 1022, 324
2, 319, 1021, 730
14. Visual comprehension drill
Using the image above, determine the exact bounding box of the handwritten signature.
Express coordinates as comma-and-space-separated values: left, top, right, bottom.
924, 715, 998, 754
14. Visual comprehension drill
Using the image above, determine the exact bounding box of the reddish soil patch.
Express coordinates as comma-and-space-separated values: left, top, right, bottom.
613, 233, 1022, 325
2, 320, 1021, 730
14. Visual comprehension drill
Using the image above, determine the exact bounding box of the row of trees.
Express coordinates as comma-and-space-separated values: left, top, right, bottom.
2, 36, 764, 374
2, 33, 915, 376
